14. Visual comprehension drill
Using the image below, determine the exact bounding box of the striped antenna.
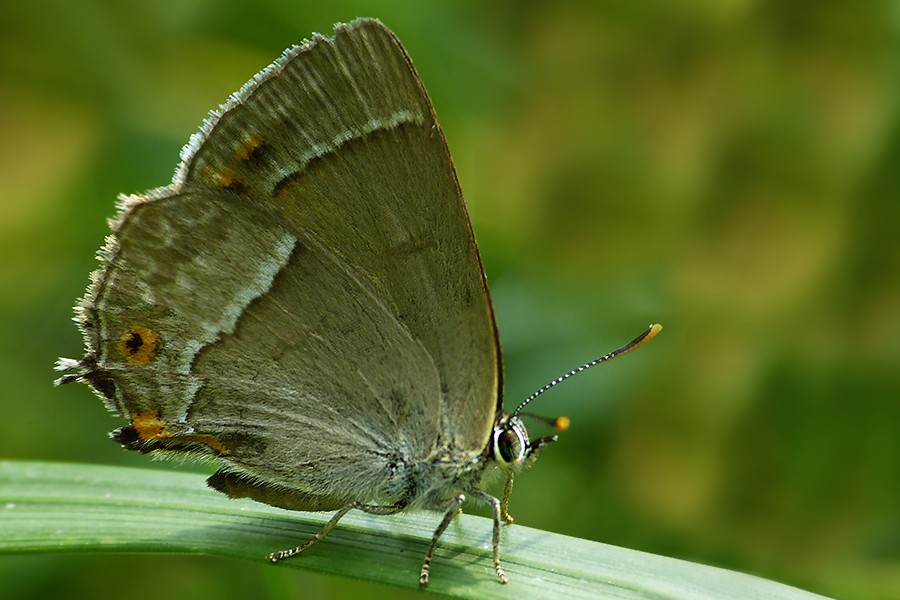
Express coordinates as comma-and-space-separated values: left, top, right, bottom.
511, 323, 662, 418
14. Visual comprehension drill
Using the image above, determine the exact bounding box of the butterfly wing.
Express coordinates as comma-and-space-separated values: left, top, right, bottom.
69, 19, 500, 508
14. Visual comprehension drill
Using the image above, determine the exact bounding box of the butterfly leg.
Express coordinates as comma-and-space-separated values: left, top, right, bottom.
419, 493, 465, 587
525, 434, 558, 465
269, 500, 407, 562
473, 490, 510, 584
500, 435, 556, 525
500, 474, 515, 523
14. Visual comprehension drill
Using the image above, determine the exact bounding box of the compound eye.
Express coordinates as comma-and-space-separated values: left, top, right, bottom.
493, 423, 527, 464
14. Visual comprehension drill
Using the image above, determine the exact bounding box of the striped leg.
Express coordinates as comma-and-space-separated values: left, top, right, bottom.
419, 493, 465, 587
269, 500, 406, 563
500, 474, 515, 524
473, 490, 509, 584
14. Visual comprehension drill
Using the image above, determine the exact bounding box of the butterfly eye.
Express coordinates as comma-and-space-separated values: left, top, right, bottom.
493, 418, 528, 464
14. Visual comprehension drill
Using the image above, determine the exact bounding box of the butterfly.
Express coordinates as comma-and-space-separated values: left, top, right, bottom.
56, 18, 660, 586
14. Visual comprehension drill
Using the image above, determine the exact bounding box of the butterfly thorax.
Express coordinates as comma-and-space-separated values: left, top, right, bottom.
397, 445, 491, 510
395, 413, 534, 511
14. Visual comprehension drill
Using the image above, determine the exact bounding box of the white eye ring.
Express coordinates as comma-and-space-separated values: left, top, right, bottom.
492, 418, 528, 464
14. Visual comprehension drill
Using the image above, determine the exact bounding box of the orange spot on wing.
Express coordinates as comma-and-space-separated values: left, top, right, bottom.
211, 167, 247, 193
131, 411, 227, 454
132, 411, 168, 439
236, 134, 264, 161
117, 326, 160, 365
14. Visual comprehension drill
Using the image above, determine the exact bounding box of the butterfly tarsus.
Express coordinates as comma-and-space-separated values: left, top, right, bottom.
420, 493, 465, 587
474, 490, 510, 584
269, 499, 407, 563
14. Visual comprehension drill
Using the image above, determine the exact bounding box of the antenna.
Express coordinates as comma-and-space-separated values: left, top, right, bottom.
511, 323, 662, 418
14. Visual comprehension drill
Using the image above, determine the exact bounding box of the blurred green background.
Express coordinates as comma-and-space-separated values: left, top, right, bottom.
2, 1, 899, 599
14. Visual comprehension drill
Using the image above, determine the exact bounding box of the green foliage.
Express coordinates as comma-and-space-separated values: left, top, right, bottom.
1, 461, 830, 599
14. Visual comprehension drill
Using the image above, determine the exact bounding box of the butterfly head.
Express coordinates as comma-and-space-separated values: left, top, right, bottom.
491, 414, 558, 470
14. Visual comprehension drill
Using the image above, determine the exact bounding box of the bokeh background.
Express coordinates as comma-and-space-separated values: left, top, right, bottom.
2, 1, 898, 599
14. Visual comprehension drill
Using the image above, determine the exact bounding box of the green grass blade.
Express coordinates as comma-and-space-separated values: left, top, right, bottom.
0, 460, 830, 599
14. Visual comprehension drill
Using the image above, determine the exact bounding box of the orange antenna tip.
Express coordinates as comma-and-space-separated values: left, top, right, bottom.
554, 416, 571, 431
